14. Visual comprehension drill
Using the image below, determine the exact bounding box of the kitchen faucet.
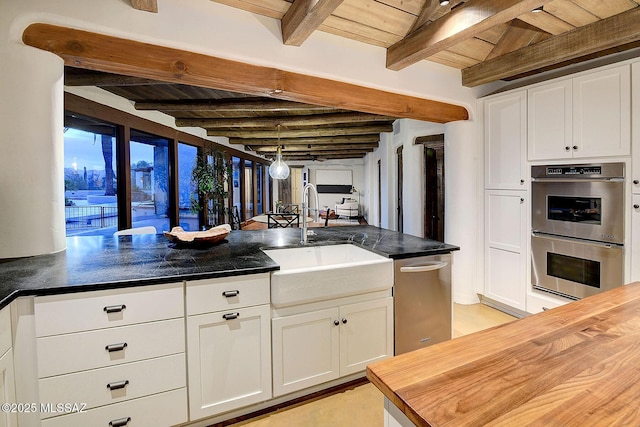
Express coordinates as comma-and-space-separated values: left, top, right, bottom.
301, 183, 319, 244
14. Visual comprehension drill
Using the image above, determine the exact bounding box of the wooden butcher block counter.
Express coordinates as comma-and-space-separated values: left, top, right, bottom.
367, 282, 640, 426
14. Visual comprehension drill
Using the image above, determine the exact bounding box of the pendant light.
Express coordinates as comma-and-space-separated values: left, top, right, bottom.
269, 125, 290, 180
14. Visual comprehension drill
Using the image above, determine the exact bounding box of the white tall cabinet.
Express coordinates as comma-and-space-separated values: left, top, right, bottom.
0, 307, 16, 427
482, 90, 528, 311
631, 61, 640, 282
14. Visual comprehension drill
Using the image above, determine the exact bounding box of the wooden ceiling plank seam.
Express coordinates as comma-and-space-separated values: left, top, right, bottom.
332, 0, 417, 37
517, 8, 575, 35
475, 22, 511, 44
375, 0, 426, 17
282, 0, 346, 46
386, 0, 556, 70
252, 143, 379, 151
569, 0, 637, 19
461, 6, 640, 86
484, 19, 551, 61
447, 37, 496, 62
429, 50, 479, 68
541, 0, 599, 27
22, 24, 467, 122
212, 0, 288, 19
134, 98, 341, 112
175, 112, 394, 128
320, 16, 403, 47
131, 0, 158, 13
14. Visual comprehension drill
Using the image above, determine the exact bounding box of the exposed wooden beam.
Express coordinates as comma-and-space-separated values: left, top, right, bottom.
252, 143, 378, 152
282, 0, 345, 46
209, 124, 393, 138
65, 71, 165, 87
131, 0, 158, 13
281, 153, 366, 160
176, 113, 393, 128
462, 6, 640, 87
22, 24, 469, 123
230, 135, 380, 146
135, 98, 339, 113
386, 0, 553, 71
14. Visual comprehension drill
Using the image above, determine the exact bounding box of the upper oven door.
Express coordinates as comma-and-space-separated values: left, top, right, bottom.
532, 179, 624, 244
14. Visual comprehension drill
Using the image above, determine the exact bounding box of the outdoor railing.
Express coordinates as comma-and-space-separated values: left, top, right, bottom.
65, 205, 118, 230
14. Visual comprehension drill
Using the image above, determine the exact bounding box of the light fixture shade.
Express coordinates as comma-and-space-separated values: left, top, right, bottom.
269, 147, 290, 180
439, 0, 450, 5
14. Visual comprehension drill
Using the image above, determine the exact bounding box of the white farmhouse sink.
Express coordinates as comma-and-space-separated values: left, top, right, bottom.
263, 244, 394, 308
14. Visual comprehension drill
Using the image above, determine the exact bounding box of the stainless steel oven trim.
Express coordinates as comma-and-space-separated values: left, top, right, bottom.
531, 232, 623, 248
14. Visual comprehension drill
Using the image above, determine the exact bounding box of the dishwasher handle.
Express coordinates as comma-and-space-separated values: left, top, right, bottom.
399, 261, 448, 273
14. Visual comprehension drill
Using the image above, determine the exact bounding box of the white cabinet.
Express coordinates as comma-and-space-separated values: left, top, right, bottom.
272, 297, 393, 397
484, 90, 527, 190
35, 283, 187, 426
632, 196, 640, 282
484, 190, 527, 311
527, 78, 572, 160
528, 65, 631, 160
0, 307, 16, 427
186, 274, 272, 420
632, 61, 640, 194
573, 65, 630, 158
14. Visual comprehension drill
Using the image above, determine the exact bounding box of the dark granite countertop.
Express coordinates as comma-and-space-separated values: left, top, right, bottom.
0, 225, 458, 309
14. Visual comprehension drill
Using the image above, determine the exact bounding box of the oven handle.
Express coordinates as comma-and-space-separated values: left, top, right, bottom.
531, 177, 624, 183
531, 232, 623, 249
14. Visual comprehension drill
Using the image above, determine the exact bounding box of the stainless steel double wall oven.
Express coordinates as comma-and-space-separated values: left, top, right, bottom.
531, 163, 625, 300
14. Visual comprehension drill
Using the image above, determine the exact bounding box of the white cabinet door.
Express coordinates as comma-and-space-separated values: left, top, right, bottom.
632, 61, 640, 194
484, 190, 527, 311
271, 308, 340, 397
0, 350, 17, 427
339, 298, 393, 376
484, 90, 527, 190
187, 305, 271, 419
632, 196, 640, 283
573, 65, 631, 158
528, 79, 573, 161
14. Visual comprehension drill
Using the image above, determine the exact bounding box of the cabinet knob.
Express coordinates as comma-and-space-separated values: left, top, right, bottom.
634, 180, 639, 185
572, 145, 578, 150
342, 318, 348, 324
634, 204, 640, 209
520, 179, 525, 184
334, 320, 339, 326
564, 146, 571, 151
520, 198, 525, 203
109, 417, 132, 427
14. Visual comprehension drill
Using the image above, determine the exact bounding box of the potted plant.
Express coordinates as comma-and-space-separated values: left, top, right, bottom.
190, 144, 232, 228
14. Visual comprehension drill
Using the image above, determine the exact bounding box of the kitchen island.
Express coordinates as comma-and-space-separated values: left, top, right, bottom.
367, 281, 640, 426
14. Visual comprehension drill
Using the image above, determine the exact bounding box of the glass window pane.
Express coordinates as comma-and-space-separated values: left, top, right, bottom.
63, 113, 118, 236
178, 142, 198, 231
244, 160, 254, 220
232, 156, 242, 220
256, 163, 264, 214
130, 129, 170, 232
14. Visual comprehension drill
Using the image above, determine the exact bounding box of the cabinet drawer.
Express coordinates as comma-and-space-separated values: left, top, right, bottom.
40, 387, 188, 427
0, 305, 11, 357
39, 353, 186, 418
35, 283, 184, 337
37, 318, 185, 378
186, 273, 270, 315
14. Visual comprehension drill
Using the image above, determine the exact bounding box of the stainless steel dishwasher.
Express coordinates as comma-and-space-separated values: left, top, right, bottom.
394, 253, 452, 355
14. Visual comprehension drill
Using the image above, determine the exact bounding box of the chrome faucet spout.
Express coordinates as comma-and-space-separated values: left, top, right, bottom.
301, 183, 319, 244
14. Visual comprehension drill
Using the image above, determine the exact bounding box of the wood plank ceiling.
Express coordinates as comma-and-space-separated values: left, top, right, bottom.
71, 0, 640, 161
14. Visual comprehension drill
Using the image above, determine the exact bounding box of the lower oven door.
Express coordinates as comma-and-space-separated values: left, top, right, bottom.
531, 233, 624, 300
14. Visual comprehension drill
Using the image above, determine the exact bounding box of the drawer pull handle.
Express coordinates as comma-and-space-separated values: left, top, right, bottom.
109, 417, 131, 427
223, 312, 239, 320
104, 304, 127, 314
107, 380, 130, 391
105, 342, 128, 352
222, 290, 240, 298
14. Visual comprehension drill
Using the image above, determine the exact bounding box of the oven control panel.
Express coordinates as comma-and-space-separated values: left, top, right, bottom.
532, 163, 624, 180
546, 166, 601, 176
